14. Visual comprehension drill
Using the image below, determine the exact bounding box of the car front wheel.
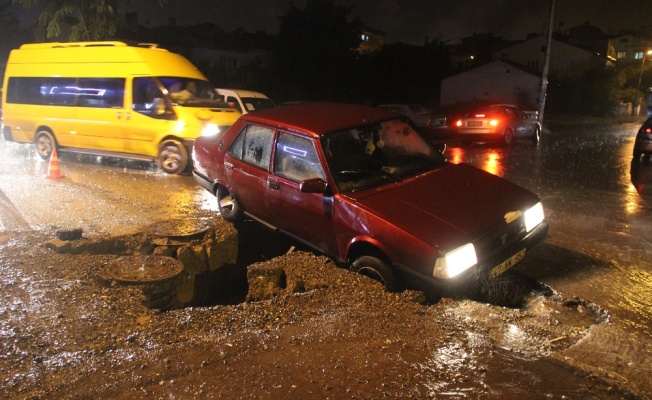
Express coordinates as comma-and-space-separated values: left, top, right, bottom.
350, 256, 400, 292
216, 185, 242, 222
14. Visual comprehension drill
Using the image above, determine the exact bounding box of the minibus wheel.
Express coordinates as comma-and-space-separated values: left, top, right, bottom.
35, 130, 56, 160
157, 140, 188, 175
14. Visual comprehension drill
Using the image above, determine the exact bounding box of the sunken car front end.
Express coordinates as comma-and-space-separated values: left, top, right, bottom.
350, 162, 549, 294
423, 214, 546, 296
400, 202, 548, 294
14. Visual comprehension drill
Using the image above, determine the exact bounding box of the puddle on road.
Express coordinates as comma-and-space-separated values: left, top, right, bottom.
452, 291, 608, 356
415, 274, 617, 398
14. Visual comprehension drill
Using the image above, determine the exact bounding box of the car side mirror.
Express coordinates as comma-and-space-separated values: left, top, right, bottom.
300, 178, 328, 193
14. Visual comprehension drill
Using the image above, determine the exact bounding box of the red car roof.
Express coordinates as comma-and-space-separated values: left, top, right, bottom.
239, 102, 400, 137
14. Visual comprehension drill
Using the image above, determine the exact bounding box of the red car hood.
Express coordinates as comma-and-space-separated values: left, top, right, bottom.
345, 163, 540, 250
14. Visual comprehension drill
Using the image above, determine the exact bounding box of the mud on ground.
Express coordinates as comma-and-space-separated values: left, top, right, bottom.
0, 222, 639, 399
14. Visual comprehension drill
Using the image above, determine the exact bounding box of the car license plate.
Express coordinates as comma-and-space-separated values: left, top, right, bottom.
468, 121, 482, 127
490, 248, 526, 277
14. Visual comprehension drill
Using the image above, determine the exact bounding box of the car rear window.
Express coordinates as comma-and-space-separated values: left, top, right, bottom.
469, 108, 505, 118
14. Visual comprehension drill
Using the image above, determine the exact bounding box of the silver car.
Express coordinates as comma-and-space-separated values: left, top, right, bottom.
453, 104, 541, 145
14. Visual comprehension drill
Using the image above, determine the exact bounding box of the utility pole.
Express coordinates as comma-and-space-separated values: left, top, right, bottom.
538, 0, 555, 125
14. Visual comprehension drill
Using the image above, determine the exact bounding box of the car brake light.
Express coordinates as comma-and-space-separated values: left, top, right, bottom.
489, 119, 499, 126
474, 113, 486, 118
455, 119, 463, 127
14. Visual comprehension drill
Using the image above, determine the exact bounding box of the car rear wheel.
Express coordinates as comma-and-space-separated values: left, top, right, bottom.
532, 126, 540, 144
157, 140, 188, 175
216, 185, 242, 222
351, 256, 400, 292
35, 129, 56, 160
503, 129, 514, 146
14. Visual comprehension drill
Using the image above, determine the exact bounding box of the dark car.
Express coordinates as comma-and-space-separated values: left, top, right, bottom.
453, 104, 541, 145
633, 116, 652, 159
192, 103, 548, 294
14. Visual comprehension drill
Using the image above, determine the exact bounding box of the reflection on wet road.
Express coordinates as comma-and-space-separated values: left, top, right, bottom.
443, 120, 652, 396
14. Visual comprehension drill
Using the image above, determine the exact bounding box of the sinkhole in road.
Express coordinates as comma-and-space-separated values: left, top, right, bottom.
49, 217, 247, 310
46, 216, 611, 346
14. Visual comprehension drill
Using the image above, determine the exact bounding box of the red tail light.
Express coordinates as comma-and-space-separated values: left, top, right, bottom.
455, 119, 463, 127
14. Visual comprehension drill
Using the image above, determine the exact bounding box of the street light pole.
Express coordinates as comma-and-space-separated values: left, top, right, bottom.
537, 0, 555, 125
633, 49, 652, 116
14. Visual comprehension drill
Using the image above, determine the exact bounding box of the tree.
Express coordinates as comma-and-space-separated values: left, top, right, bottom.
11, 0, 163, 41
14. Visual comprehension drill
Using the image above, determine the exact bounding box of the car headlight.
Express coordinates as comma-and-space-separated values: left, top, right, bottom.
524, 202, 544, 232
432, 243, 477, 279
201, 122, 220, 137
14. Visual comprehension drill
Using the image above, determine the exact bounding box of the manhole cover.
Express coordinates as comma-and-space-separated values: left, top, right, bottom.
100, 255, 185, 284
144, 218, 212, 238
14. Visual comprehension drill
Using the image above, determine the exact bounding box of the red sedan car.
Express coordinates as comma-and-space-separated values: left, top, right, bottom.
192, 103, 548, 294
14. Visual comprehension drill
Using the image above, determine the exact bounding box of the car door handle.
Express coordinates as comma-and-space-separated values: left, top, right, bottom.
224, 162, 233, 170
267, 179, 279, 191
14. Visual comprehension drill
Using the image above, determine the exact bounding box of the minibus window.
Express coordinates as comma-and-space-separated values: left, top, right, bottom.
132, 77, 175, 120
7, 77, 77, 106
78, 78, 125, 108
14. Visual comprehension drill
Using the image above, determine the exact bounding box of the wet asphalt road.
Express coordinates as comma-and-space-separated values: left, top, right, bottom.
1, 115, 651, 397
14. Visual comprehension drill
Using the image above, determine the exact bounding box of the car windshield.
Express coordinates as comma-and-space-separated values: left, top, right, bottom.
241, 97, 276, 112
321, 118, 446, 192
158, 77, 227, 107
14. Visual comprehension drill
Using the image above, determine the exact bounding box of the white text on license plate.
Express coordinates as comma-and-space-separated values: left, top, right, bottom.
490, 248, 526, 278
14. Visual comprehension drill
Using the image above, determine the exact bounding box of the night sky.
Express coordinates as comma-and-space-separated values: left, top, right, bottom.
124, 0, 652, 45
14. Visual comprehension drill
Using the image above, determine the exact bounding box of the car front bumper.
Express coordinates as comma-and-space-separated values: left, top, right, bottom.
396, 220, 549, 295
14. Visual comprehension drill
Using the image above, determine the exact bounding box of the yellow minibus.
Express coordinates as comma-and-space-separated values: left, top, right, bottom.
1, 41, 240, 174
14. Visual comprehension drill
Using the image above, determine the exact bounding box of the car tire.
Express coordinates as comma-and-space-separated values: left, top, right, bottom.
157, 140, 188, 175
35, 129, 56, 160
532, 126, 540, 144
503, 129, 514, 146
216, 185, 242, 222
351, 256, 400, 292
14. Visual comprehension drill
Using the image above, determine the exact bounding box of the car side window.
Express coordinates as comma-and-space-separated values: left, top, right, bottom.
504, 108, 516, 118
513, 108, 526, 119
228, 124, 275, 170
274, 132, 326, 182
226, 96, 242, 113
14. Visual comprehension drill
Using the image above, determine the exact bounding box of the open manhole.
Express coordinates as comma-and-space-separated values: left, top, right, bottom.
99, 255, 185, 285
143, 218, 212, 238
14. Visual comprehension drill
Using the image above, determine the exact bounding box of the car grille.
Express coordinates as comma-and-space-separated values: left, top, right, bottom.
474, 218, 527, 267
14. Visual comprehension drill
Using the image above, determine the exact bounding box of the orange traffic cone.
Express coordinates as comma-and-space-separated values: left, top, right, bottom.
46, 148, 65, 179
